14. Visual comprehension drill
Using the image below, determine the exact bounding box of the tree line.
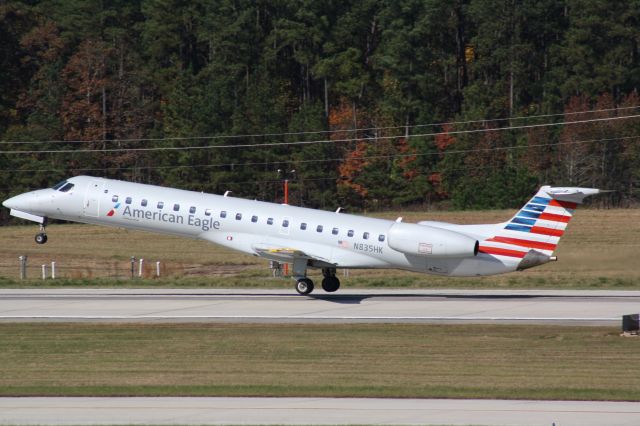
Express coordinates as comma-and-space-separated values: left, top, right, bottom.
1, 0, 639, 223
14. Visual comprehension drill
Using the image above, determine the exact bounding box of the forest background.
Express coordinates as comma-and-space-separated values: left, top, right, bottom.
2, 0, 640, 224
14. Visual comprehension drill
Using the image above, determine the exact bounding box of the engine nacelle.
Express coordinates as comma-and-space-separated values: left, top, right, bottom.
387, 222, 479, 258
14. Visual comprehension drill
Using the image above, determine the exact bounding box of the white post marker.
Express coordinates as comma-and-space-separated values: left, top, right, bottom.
138, 258, 144, 278
18, 256, 27, 280
156, 261, 160, 278
41, 264, 46, 280
51, 261, 56, 279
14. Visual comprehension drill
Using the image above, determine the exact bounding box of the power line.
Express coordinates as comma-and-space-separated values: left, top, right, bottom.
119, 161, 587, 191
2, 113, 639, 155
1, 134, 637, 174
1, 105, 638, 146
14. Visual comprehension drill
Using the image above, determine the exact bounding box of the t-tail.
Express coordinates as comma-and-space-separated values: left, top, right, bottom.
478, 186, 601, 271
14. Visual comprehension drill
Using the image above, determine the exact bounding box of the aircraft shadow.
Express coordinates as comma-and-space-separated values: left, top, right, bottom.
64, 291, 628, 306
307, 293, 584, 305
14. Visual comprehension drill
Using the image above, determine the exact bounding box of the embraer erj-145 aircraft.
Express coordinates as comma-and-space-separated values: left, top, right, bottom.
3, 176, 600, 295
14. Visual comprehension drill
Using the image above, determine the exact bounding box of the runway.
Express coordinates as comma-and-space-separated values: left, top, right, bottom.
1, 397, 639, 425
0, 288, 637, 325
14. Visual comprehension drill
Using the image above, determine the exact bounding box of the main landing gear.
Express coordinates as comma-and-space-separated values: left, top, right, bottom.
295, 278, 314, 295
35, 223, 48, 245
321, 268, 340, 292
294, 267, 341, 295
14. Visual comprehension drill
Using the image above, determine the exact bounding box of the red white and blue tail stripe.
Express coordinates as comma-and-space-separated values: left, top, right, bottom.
478, 186, 599, 262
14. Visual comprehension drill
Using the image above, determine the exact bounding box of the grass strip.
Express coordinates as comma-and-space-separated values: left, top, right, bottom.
0, 323, 638, 401
0, 274, 638, 290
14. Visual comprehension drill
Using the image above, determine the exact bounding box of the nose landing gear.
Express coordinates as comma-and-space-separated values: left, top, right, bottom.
35, 223, 48, 244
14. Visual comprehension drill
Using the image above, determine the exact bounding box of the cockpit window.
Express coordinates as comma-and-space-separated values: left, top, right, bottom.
52, 180, 67, 190
59, 183, 74, 192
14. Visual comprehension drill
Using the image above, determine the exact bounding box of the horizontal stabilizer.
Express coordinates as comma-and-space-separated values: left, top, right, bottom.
543, 186, 602, 204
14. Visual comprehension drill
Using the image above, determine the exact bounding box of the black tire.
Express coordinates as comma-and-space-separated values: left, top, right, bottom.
35, 233, 47, 244
295, 278, 314, 295
321, 276, 340, 292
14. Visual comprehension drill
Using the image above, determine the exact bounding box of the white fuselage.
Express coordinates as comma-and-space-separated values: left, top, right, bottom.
3, 176, 520, 277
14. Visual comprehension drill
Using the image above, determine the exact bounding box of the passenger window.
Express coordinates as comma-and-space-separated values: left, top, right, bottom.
378, 234, 385, 242
235, 213, 242, 220
363, 232, 370, 240
347, 230, 354, 237
59, 183, 75, 192
157, 201, 164, 209
112, 195, 119, 202
267, 218, 274, 225
317, 225, 323, 233
125, 197, 132, 204
173, 204, 180, 212
251, 215, 258, 223
189, 206, 196, 214
300, 223, 307, 230
205, 209, 212, 216
332, 228, 339, 235
282, 219, 289, 227
220, 211, 227, 218
141, 199, 148, 207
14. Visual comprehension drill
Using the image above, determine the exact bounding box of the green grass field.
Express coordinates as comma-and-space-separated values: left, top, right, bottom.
0, 323, 637, 400
1, 208, 639, 289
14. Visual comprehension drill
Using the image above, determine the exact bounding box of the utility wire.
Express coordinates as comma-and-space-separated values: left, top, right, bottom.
1, 134, 637, 174
2, 113, 639, 155
1, 105, 638, 145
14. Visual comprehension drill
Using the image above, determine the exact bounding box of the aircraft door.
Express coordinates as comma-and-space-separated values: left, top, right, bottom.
84, 180, 103, 217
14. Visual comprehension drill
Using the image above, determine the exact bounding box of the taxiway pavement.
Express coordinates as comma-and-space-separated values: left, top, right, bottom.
0, 288, 637, 325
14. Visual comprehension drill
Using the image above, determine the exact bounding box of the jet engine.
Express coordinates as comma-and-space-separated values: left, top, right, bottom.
387, 222, 479, 258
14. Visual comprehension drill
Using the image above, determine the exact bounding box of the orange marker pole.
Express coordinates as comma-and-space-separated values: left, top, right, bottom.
284, 179, 289, 204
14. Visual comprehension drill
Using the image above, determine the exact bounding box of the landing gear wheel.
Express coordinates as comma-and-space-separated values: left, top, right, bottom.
321, 267, 340, 292
295, 278, 314, 295
35, 233, 48, 244
321, 276, 340, 292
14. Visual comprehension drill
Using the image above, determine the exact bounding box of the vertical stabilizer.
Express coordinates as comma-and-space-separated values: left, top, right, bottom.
478, 186, 600, 267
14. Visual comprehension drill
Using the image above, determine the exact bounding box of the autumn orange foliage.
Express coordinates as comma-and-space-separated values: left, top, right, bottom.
331, 99, 370, 197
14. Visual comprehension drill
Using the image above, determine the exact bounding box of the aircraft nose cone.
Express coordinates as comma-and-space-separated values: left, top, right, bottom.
2, 193, 33, 211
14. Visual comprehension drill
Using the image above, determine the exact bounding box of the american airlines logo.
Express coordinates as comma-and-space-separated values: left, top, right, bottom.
106, 202, 120, 217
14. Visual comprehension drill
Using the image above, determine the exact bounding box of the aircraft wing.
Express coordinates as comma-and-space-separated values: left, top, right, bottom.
252, 243, 334, 265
